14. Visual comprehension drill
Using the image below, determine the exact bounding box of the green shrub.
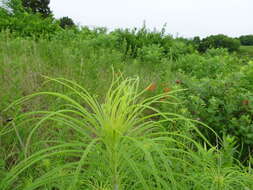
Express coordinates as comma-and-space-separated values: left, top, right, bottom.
199, 34, 241, 52
0, 0, 60, 38
59, 16, 76, 29
0, 10, 61, 38
172, 49, 238, 79
180, 73, 253, 161
137, 44, 164, 63
239, 35, 253, 46
111, 25, 174, 58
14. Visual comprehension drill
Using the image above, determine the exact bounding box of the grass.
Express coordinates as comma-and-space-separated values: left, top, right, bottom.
0, 75, 253, 189
1, 31, 253, 189
238, 46, 253, 57
0, 75, 186, 189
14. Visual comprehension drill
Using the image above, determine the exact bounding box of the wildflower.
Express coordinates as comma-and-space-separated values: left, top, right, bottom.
175, 80, 182, 84
146, 83, 157, 92
242, 100, 249, 106
115, 71, 122, 77
163, 87, 171, 93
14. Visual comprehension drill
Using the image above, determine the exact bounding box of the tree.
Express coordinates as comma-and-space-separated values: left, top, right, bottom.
192, 36, 201, 49
0, 0, 60, 37
193, 36, 201, 44
59, 16, 75, 29
1, 0, 24, 15
239, 35, 253, 46
21, 0, 51, 17
199, 34, 240, 52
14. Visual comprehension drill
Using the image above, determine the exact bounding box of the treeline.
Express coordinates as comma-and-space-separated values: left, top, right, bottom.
239, 35, 253, 46
1, 0, 253, 54
191, 35, 240, 52
190, 34, 253, 52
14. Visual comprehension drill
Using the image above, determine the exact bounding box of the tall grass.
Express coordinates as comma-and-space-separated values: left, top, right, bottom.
1, 75, 252, 189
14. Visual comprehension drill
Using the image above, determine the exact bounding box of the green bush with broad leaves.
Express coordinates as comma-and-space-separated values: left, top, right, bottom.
0, 0, 61, 38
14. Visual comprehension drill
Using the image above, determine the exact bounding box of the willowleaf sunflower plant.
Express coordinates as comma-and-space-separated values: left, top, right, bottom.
1, 74, 252, 190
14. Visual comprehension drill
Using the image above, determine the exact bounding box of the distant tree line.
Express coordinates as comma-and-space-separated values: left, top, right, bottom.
239, 35, 253, 46
22, 0, 75, 28
22, 0, 51, 17
1, 0, 253, 52
189, 34, 253, 53
190, 34, 241, 52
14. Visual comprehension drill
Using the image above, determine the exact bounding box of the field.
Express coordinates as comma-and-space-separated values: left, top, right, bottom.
239, 45, 253, 57
1, 28, 253, 190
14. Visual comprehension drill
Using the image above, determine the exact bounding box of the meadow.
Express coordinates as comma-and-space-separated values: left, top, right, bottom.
1, 27, 253, 189
239, 46, 253, 57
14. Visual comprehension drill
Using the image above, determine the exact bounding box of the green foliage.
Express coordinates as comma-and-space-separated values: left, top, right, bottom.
110, 25, 177, 58
0, 0, 60, 37
191, 36, 201, 49
172, 48, 237, 79
0, 12, 61, 37
21, 0, 51, 17
59, 16, 75, 29
199, 34, 241, 52
179, 70, 253, 160
1, 0, 25, 15
239, 35, 253, 46
137, 44, 164, 63
240, 61, 253, 85
238, 46, 253, 58
1, 76, 252, 189
0, 23, 253, 188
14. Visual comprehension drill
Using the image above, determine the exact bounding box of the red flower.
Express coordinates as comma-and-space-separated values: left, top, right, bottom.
175, 80, 182, 84
242, 100, 249, 106
146, 83, 157, 92
163, 87, 171, 93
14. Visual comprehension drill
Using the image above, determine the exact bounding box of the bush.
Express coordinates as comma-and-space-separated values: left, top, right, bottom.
199, 34, 241, 52
21, 0, 52, 18
0, 7, 61, 37
0, 0, 60, 37
59, 16, 75, 29
180, 72, 253, 161
0, 12, 61, 37
111, 25, 174, 58
137, 44, 164, 63
239, 35, 253, 46
172, 49, 237, 79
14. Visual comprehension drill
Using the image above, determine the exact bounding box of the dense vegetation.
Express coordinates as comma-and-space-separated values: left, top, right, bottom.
239, 35, 253, 46
197, 34, 241, 52
1, 0, 253, 189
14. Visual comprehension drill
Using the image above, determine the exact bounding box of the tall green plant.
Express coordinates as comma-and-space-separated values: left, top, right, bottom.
0, 75, 198, 189
1, 75, 252, 190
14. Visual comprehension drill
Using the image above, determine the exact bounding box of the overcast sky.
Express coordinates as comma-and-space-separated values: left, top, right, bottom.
50, 0, 252, 38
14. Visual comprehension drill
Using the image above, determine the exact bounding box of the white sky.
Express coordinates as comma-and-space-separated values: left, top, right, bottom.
50, 0, 253, 38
